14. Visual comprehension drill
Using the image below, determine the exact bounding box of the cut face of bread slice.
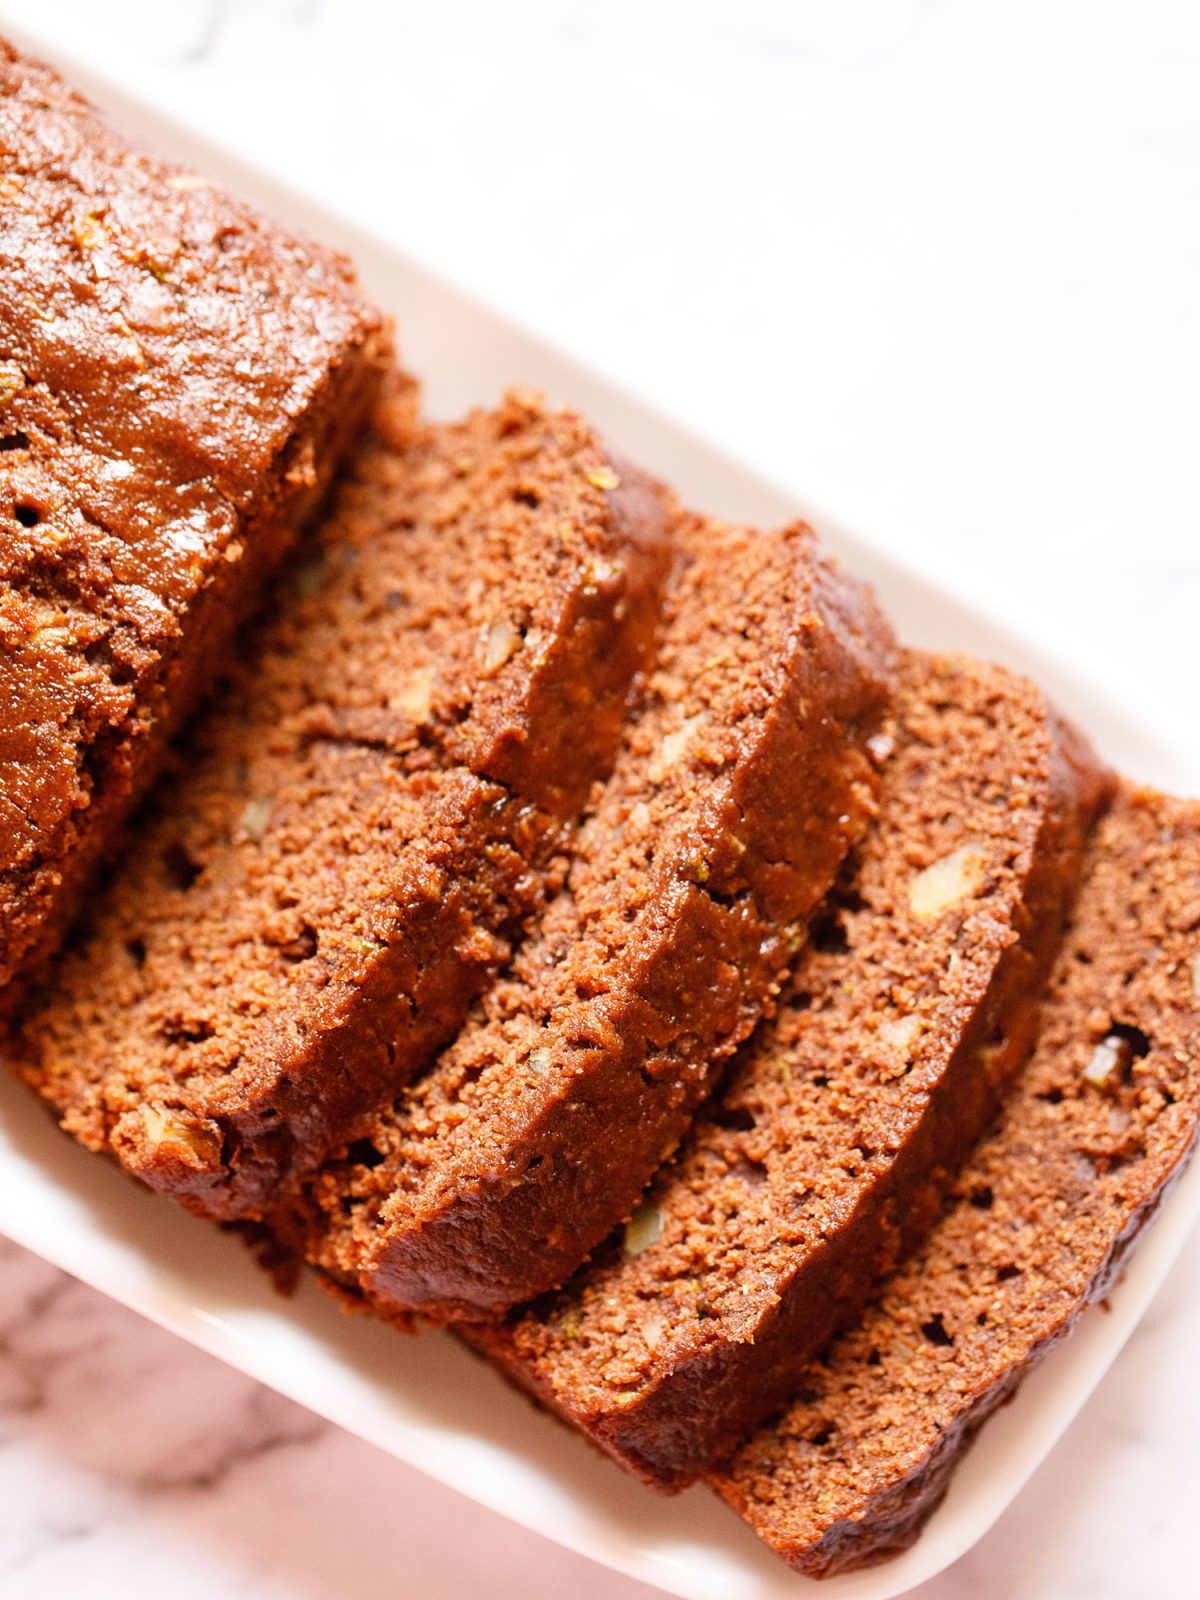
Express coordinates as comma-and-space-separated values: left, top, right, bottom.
0, 38, 389, 1001
711, 787, 1200, 1577
468, 653, 1112, 1486
286, 512, 898, 1322
10, 392, 671, 1221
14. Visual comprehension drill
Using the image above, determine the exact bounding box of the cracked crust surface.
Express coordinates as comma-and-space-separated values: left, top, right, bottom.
0, 37, 389, 997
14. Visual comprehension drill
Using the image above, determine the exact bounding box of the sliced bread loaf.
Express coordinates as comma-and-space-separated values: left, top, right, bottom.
9, 391, 671, 1220
285, 511, 897, 1321
468, 652, 1111, 1485
711, 787, 1200, 1576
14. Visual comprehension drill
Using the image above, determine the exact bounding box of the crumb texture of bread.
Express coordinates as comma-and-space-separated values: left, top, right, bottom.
286, 511, 898, 1322
10, 393, 672, 1220
710, 788, 1200, 1576
470, 652, 1112, 1487
0, 37, 389, 997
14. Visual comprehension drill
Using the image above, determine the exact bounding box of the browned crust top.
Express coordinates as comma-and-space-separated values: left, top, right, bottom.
0, 36, 388, 987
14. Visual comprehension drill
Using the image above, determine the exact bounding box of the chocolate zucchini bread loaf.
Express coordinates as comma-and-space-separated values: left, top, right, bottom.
10, 391, 671, 1220
0, 39, 389, 1000
712, 787, 1200, 1576
471, 653, 1111, 1487
286, 511, 897, 1321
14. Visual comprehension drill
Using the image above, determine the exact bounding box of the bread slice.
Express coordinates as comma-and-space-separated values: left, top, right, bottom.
9, 391, 671, 1220
468, 653, 1111, 1485
711, 787, 1200, 1576
0, 38, 389, 1000
284, 511, 897, 1321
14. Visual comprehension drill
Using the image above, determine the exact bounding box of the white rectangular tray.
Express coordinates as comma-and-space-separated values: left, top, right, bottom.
2, 18, 1199, 1600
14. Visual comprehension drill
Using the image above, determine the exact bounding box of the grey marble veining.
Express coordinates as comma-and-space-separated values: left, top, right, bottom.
0, 1225, 1195, 1599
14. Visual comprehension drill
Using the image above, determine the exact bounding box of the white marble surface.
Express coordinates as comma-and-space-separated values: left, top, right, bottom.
0, 1, 1197, 1596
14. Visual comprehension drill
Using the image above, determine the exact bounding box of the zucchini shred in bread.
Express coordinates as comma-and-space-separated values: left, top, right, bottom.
470, 653, 1112, 1487
9, 389, 672, 1220
712, 789, 1200, 1576
0, 38, 389, 999
283, 510, 898, 1322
